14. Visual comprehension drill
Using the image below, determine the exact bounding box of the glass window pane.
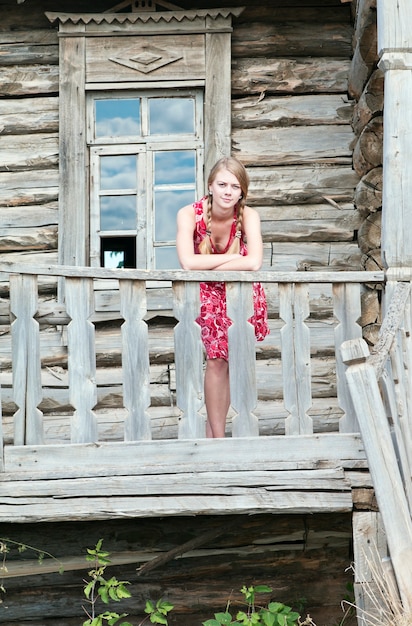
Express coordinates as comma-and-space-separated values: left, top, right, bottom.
155, 246, 180, 269
95, 99, 140, 138
155, 151, 196, 185
100, 196, 136, 231
155, 189, 196, 241
100, 155, 137, 191
149, 98, 195, 135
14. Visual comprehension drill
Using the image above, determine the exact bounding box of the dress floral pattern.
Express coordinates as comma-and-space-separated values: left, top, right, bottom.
193, 198, 270, 360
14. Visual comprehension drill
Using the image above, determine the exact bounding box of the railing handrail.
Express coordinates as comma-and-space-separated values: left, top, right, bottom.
0, 261, 385, 284
342, 281, 412, 611
0, 264, 384, 454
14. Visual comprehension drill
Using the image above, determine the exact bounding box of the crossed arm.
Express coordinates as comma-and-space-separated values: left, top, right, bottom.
176, 204, 264, 271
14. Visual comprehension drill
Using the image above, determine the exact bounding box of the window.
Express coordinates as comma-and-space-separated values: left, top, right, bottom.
88, 91, 203, 268
47, 8, 240, 273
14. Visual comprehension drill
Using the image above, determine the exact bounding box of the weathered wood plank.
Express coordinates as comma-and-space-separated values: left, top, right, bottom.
65, 278, 98, 443
0, 490, 353, 522
232, 22, 352, 58
0, 226, 57, 252
260, 203, 361, 242
0, 133, 58, 171
0, 169, 58, 207
280, 283, 313, 435
233, 126, 354, 166
9, 273, 43, 445
0, 96, 58, 135
333, 282, 362, 433
0, 202, 58, 228
0, 64, 59, 96
3, 433, 366, 477
86, 34, 205, 83
342, 338, 412, 611
0, 41, 58, 65
0, 468, 349, 497
248, 165, 359, 206
59, 34, 87, 266
232, 57, 351, 95
239, 5, 352, 23
0, 262, 384, 284
232, 94, 353, 128
352, 511, 389, 625
173, 281, 204, 438
120, 280, 151, 441
227, 282, 259, 436
204, 30, 232, 172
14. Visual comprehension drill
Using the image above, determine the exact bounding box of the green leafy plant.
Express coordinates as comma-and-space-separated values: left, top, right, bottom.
82, 539, 173, 626
203, 585, 316, 626
0, 537, 64, 603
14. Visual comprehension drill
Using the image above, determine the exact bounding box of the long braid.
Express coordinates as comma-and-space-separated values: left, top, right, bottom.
227, 199, 245, 254
198, 194, 213, 254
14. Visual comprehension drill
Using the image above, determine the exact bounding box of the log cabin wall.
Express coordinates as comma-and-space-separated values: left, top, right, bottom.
0, 0, 363, 437
349, 0, 383, 346
0, 1, 372, 625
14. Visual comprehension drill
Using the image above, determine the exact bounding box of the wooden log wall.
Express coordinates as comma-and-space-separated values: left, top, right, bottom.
0, 2, 377, 625
0, 0, 364, 433
348, 0, 383, 346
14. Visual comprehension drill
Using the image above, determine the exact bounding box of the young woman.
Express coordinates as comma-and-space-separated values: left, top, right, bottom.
176, 156, 269, 438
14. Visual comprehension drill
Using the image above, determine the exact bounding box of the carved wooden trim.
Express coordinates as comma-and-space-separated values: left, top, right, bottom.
49, 8, 243, 265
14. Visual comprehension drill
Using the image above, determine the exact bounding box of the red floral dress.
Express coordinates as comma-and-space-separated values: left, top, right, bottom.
193, 198, 269, 360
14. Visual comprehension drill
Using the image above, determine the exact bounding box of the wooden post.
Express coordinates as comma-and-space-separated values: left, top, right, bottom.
377, 0, 412, 268
342, 337, 412, 611
10, 273, 43, 445
352, 511, 389, 626
279, 283, 313, 435
226, 281, 259, 437
333, 282, 362, 433
173, 281, 204, 439
120, 279, 151, 441
65, 277, 98, 443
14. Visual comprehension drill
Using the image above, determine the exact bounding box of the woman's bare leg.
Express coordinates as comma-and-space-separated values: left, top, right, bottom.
204, 358, 230, 438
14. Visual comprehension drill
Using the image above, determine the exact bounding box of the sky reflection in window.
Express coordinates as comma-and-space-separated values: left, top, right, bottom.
155, 189, 195, 241
149, 98, 195, 135
95, 98, 140, 138
155, 151, 195, 184
155, 246, 180, 269
100, 155, 136, 190
100, 196, 136, 230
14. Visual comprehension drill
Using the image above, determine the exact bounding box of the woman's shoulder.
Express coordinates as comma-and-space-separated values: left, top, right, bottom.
242, 204, 260, 222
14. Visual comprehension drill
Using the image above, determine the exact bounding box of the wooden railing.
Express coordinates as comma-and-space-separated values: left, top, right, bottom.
0, 263, 384, 451
342, 280, 412, 612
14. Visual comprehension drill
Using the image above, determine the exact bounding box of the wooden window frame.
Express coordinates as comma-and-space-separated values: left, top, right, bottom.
87, 89, 204, 269
46, 8, 243, 266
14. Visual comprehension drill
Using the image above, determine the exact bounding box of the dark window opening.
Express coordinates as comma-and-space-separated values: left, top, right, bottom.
101, 237, 136, 269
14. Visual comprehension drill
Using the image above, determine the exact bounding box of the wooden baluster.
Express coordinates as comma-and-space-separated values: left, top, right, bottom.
173, 281, 204, 438
120, 279, 151, 441
226, 282, 259, 437
10, 274, 43, 445
279, 283, 312, 435
342, 338, 412, 612
333, 282, 362, 433
65, 277, 97, 443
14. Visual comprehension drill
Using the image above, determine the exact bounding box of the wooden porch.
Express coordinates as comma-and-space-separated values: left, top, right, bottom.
0, 263, 384, 523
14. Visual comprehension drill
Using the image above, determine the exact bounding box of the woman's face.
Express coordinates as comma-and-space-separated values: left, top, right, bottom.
209, 168, 243, 210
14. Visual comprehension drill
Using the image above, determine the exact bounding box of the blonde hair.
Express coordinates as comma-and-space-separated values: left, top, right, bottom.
199, 156, 249, 255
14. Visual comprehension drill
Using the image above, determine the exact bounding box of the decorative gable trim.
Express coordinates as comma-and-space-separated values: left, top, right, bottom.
46, 8, 244, 34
